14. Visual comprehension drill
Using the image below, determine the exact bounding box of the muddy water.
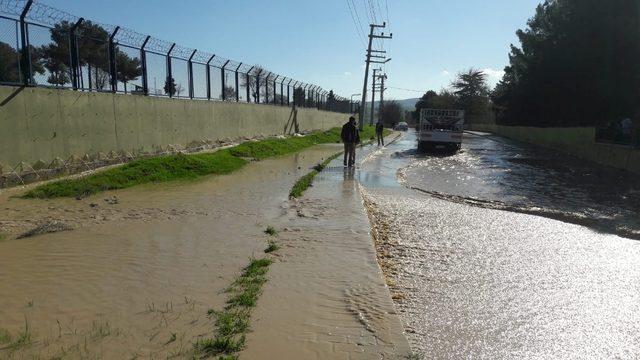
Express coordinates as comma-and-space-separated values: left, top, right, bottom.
0, 146, 338, 359
359, 132, 640, 358
242, 141, 411, 359
399, 131, 640, 239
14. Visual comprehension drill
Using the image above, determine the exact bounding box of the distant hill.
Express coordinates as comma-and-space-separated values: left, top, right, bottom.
362, 97, 420, 119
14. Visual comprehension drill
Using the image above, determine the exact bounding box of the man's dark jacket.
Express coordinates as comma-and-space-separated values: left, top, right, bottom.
341, 122, 360, 144
376, 123, 384, 134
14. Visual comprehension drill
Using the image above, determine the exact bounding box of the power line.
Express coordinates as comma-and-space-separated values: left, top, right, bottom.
345, 0, 367, 46
349, 0, 368, 44
387, 86, 429, 93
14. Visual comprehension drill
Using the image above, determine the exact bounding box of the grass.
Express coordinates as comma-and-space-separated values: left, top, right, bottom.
23, 126, 379, 199
195, 257, 274, 358
228, 125, 379, 160
0, 320, 32, 351
264, 226, 277, 236
264, 241, 279, 253
0, 328, 11, 345
23, 150, 247, 199
289, 153, 341, 199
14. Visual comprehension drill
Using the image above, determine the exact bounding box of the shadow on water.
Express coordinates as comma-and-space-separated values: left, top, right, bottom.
396, 132, 640, 240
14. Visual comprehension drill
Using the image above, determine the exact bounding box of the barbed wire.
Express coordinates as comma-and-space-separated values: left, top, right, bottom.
0, 0, 349, 97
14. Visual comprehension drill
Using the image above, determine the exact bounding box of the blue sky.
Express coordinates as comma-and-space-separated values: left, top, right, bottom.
42, 0, 542, 100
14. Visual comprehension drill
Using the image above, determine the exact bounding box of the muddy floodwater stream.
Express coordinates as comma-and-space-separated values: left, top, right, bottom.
359, 131, 640, 359
0, 146, 341, 359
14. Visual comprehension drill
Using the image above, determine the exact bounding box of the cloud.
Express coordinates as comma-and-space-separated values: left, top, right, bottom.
344, 71, 352, 76
482, 68, 505, 85
440, 70, 450, 76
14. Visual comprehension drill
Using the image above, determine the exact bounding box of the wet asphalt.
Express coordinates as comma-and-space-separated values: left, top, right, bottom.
356, 130, 640, 359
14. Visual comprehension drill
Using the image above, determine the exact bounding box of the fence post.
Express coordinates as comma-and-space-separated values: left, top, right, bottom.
264, 72, 271, 104
206, 55, 215, 100
292, 81, 299, 106
256, 69, 262, 103
19, 0, 33, 86
280, 78, 285, 106
220, 60, 230, 101
166, 43, 176, 98
69, 18, 84, 90
303, 84, 310, 108
187, 49, 197, 99
108, 26, 120, 93
287, 79, 293, 106
246, 66, 253, 103
140, 36, 151, 95
235, 62, 242, 102
272, 75, 279, 105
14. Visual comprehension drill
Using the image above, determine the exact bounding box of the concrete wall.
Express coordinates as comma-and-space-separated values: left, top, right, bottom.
0, 85, 348, 170
468, 124, 640, 174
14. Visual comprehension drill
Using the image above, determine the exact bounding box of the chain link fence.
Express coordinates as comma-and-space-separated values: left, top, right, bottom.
0, 0, 353, 113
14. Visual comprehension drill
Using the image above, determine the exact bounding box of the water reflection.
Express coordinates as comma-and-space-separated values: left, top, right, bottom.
398, 131, 640, 239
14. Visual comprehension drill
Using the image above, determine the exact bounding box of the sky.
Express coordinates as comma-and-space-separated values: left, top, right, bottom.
38, 0, 542, 100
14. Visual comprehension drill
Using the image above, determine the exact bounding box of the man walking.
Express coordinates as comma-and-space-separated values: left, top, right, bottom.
341, 116, 360, 167
376, 121, 384, 146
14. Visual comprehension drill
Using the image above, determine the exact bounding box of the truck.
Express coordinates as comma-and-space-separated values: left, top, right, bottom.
418, 108, 465, 152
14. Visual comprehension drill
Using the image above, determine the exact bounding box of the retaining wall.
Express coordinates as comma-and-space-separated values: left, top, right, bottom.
468, 124, 639, 174
0, 85, 348, 171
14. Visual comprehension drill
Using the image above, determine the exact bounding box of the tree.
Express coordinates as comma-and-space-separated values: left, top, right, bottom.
380, 100, 402, 127
492, 0, 640, 127
164, 76, 177, 96
37, 20, 140, 89
293, 87, 305, 106
451, 69, 491, 124
223, 86, 236, 101
327, 90, 336, 110
115, 51, 142, 91
0, 42, 46, 84
241, 66, 275, 103
413, 90, 438, 120
0, 42, 21, 83
432, 89, 458, 110
413, 89, 459, 121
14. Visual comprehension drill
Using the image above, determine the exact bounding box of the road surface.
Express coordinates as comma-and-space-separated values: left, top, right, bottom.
358, 130, 640, 359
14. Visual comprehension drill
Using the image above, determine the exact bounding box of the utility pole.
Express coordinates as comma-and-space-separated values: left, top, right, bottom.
358, 23, 392, 130
370, 68, 381, 126
377, 73, 387, 125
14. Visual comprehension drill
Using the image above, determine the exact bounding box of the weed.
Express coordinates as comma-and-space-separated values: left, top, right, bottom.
215, 310, 250, 337
289, 152, 341, 199
0, 328, 11, 344
264, 226, 278, 236
193, 335, 245, 356
166, 332, 177, 345
2, 319, 32, 350
264, 240, 280, 253
89, 320, 117, 340
197, 257, 273, 358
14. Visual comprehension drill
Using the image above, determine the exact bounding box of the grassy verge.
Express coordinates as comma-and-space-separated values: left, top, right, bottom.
195, 256, 274, 359
23, 126, 379, 199
22, 150, 246, 199
289, 153, 341, 199
229, 126, 378, 160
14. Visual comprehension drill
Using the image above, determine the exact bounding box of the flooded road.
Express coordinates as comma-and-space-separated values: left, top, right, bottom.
359, 131, 640, 358
0, 146, 340, 358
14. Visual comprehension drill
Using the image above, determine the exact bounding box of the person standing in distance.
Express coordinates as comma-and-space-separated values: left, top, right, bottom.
341, 116, 360, 167
376, 121, 385, 146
